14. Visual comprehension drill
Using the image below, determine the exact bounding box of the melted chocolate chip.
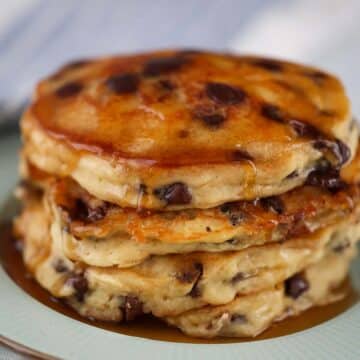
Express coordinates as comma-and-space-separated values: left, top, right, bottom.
206, 82, 246, 105
231, 150, 254, 161
289, 119, 321, 139
158, 79, 176, 91
306, 166, 346, 193
260, 196, 284, 214
123, 296, 143, 321
261, 104, 284, 123
74, 199, 110, 223
143, 56, 188, 77
188, 263, 203, 298
53, 259, 68, 273
313, 139, 351, 167
153, 182, 192, 205
206, 226, 212, 232
105, 72, 140, 94
56, 82, 83, 98
197, 113, 225, 128
66, 274, 88, 302
220, 203, 246, 226
252, 59, 283, 72
230, 314, 247, 324
285, 273, 309, 299
176, 262, 203, 283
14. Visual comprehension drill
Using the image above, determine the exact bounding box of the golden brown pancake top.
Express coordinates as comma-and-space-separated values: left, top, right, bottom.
29, 49, 350, 166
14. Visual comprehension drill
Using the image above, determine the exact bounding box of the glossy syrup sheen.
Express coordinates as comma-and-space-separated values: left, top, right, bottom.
26, 50, 349, 165
0, 222, 358, 344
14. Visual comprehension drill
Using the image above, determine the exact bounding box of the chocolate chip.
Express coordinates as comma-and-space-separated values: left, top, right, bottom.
220, 203, 232, 213
206, 226, 212, 232
260, 196, 284, 214
306, 166, 346, 193
285, 273, 309, 299
289, 119, 322, 139
53, 259, 68, 273
220, 203, 246, 226
176, 262, 203, 283
74, 199, 110, 223
143, 56, 188, 76
231, 272, 247, 284
56, 82, 83, 97
231, 150, 254, 161
306, 71, 328, 85
226, 238, 238, 245
153, 182, 192, 205
261, 104, 284, 123
123, 296, 143, 321
193, 107, 226, 128
206, 82, 246, 105
105, 72, 140, 94
158, 79, 176, 91
252, 59, 283, 72
230, 314, 247, 324
178, 129, 189, 138
139, 183, 148, 195
188, 263, 203, 298
198, 113, 225, 128
66, 274, 88, 302
87, 205, 109, 222
313, 139, 351, 167
332, 238, 350, 253
285, 170, 298, 179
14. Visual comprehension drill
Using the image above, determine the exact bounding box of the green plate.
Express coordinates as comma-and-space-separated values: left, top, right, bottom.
1, 132, 360, 360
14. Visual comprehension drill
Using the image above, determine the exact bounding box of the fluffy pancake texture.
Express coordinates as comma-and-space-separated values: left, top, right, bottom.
14, 188, 360, 321
14, 197, 356, 335
166, 251, 353, 338
21, 50, 357, 209
46, 178, 358, 268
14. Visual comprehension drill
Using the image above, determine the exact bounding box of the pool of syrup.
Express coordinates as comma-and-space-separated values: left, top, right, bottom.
0, 222, 358, 344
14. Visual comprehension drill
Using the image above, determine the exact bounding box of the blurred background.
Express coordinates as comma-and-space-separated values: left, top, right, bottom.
0, 0, 359, 131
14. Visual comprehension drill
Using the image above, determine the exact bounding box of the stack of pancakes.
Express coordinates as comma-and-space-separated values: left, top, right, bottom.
14, 50, 360, 338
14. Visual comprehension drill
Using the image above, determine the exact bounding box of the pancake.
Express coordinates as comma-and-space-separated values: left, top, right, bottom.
21, 49, 357, 209
53, 180, 359, 268
16, 146, 360, 267
14, 199, 355, 336
14, 191, 360, 319
166, 251, 353, 338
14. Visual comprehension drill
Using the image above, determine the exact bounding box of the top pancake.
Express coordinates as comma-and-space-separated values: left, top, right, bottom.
21, 49, 357, 209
